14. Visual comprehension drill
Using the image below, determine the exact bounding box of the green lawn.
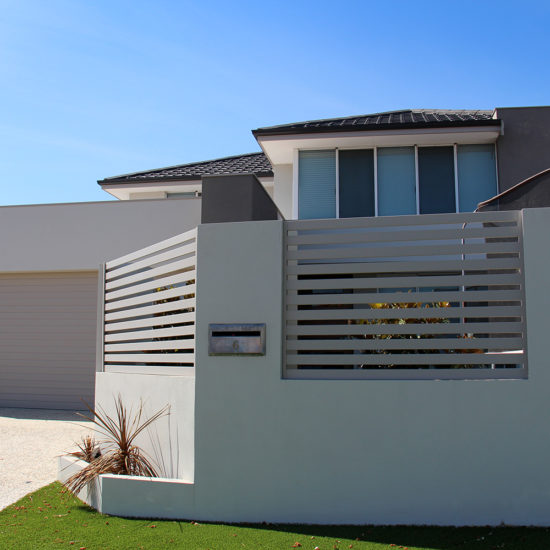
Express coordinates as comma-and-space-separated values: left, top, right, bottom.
0, 483, 548, 550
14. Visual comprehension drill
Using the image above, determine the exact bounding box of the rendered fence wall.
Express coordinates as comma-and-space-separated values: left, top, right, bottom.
284, 210, 526, 379
101, 227, 197, 374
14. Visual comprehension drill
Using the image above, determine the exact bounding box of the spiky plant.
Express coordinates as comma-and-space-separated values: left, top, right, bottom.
67, 435, 101, 463
65, 396, 169, 495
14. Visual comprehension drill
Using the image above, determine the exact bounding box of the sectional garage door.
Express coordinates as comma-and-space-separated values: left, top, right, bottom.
0, 272, 98, 409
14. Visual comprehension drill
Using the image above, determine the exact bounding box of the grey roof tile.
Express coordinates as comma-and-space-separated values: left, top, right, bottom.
99, 152, 273, 184
252, 109, 499, 137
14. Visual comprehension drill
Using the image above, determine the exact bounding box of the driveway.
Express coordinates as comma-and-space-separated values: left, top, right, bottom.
0, 408, 92, 510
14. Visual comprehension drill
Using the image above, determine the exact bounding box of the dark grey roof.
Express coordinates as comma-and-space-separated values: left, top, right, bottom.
99, 152, 273, 185
252, 109, 500, 137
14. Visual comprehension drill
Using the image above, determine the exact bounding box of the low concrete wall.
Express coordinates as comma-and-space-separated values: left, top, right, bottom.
0, 197, 201, 272
86, 209, 550, 525
95, 372, 195, 481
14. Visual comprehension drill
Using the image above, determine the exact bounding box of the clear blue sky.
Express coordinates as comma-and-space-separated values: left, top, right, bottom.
0, 0, 548, 205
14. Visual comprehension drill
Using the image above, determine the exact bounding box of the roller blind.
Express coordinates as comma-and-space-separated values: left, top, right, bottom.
377, 147, 416, 216
457, 144, 497, 212
298, 150, 336, 219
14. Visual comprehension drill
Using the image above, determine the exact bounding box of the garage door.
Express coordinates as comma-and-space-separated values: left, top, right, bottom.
0, 272, 98, 409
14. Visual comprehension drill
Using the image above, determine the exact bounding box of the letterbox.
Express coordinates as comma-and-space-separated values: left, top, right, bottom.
208, 323, 266, 356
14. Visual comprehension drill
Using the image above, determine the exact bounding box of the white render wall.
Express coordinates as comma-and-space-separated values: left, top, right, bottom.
92, 209, 550, 525
0, 197, 201, 272
272, 164, 293, 219
191, 212, 550, 525
95, 372, 195, 481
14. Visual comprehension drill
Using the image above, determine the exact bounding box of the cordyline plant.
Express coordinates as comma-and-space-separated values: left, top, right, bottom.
65, 396, 169, 495
67, 435, 101, 464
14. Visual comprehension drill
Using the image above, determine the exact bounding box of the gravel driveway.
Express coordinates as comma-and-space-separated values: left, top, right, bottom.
0, 408, 91, 510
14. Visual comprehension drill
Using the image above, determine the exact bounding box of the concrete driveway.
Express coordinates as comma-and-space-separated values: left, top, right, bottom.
0, 408, 92, 510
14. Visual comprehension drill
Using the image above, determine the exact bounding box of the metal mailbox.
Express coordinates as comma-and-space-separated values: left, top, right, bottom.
208, 323, 266, 356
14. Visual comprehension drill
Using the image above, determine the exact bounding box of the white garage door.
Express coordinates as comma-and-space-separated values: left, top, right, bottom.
0, 272, 98, 409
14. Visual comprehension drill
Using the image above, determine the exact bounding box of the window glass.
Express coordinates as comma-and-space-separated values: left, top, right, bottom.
338, 149, 375, 218
418, 146, 456, 214
298, 150, 336, 219
457, 144, 497, 212
377, 147, 416, 216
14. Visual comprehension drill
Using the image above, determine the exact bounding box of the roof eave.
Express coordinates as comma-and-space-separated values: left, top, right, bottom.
98, 170, 275, 186
253, 119, 501, 138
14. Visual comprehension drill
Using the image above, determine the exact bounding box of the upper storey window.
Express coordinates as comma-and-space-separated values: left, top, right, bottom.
297, 145, 497, 219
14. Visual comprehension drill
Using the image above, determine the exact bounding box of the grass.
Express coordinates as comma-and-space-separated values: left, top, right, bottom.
1, 483, 549, 550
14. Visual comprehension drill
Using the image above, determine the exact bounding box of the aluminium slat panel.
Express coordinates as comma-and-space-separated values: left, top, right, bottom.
286, 322, 523, 336
287, 305, 523, 321
286, 337, 523, 351
0, 272, 97, 409
285, 368, 526, 380
287, 225, 520, 245
105, 312, 195, 331
105, 258, 196, 291
288, 242, 520, 261
105, 284, 196, 311
289, 289, 522, 306
104, 297, 196, 322
105, 325, 196, 342
286, 210, 519, 231
105, 339, 195, 352
106, 243, 196, 280
286, 273, 522, 291
106, 228, 197, 269
288, 258, 521, 276
106, 271, 196, 300
286, 352, 524, 366
104, 353, 194, 363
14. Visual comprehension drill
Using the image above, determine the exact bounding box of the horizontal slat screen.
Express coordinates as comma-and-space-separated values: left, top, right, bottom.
284, 211, 526, 379
102, 227, 197, 369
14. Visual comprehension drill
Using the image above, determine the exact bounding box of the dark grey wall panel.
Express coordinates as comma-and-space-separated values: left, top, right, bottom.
496, 107, 550, 192
201, 174, 279, 224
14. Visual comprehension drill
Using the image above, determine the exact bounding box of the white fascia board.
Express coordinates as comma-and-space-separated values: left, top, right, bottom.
101, 176, 274, 200
257, 126, 501, 165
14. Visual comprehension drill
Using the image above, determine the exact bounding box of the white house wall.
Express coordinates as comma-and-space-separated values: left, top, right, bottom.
0, 197, 201, 272
272, 164, 293, 219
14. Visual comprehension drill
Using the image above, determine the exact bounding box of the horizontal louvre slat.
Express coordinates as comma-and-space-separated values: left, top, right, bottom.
287, 305, 523, 321
285, 368, 526, 380
104, 297, 195, 322
288, 258, 521, 276
286, 210, 519, 230
288, 242, 519, 261
286, 322, 523, 336
286, 273, 522, 291
105, 259, 195, 291
105, 284, 196, 311
289, 289, 522, 306
104, 353, 194, 364
286, 337, 523, 351
106, 228, 196, 269
105, 312, 195, 331
106, 271, 196, 300
287, 225, 520, 245
105, 339, 195, 352
105, 325, 196, 342
286, 352, 524, 366
106, 243, 196, 280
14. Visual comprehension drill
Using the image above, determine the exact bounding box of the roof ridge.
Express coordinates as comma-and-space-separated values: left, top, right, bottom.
100, 151, 267, 182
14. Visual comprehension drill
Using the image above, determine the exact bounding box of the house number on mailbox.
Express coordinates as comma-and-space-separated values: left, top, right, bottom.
208, 323, 266, 356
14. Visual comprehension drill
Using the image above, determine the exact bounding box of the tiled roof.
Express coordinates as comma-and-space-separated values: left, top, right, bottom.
99, 152, 273, 184
252, 109, 499, 137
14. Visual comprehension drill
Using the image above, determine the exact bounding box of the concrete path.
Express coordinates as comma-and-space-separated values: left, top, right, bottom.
0, 408, 92, 510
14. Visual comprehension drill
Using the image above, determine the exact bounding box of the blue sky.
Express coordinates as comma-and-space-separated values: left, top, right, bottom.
0, 0, 548, 205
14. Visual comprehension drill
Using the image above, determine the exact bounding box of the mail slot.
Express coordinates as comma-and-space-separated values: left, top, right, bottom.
208, 323, 266, 356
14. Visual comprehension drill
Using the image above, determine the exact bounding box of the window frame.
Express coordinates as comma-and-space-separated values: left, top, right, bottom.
295, 143, 498, 219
